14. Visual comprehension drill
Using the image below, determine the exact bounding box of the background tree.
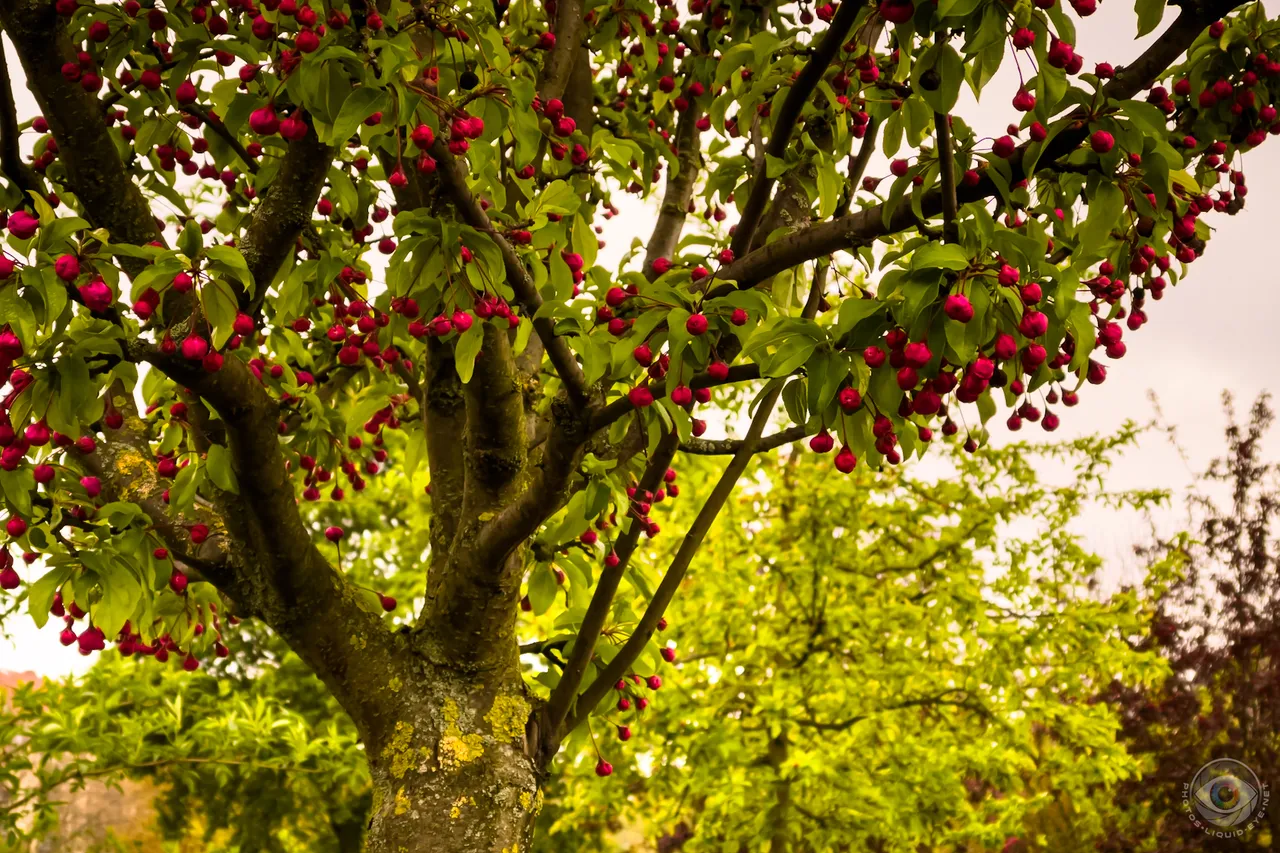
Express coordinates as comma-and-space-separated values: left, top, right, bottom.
536, 432, 1174, 852
1, 639, 370, 852
4, 430, 1174, 852
0, 0, 1272, 848
1099, 393, 1280, 853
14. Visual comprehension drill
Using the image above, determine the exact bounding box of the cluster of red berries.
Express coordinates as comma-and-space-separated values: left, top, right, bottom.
595, 628, 675, 778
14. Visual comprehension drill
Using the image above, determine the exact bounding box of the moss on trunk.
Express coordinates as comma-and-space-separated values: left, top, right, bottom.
362, 664, 542, 853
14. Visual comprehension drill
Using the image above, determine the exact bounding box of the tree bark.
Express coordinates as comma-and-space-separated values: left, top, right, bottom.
360, 664, 543, 853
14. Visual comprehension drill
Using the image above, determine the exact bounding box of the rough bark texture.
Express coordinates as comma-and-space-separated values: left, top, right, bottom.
362, 664, 542, 853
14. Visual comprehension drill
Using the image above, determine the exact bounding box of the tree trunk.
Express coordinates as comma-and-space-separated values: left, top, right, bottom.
360, 665, 544, 853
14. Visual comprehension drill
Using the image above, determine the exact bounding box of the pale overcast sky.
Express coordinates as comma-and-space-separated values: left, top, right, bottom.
3, 2, 1278, 676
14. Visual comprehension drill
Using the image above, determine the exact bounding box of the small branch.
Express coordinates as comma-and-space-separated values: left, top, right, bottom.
935, 112, 959, 244
590, 363, 762, 432
542, 430, 679, 747
680, 425, 811, 456
794, 691, 983, 732
566, 378, 786, 732
427, 137, 591, 408
565, 275, 829, 734
847, 117, 879, 196
0, 4, 162, 267
520, 637, 570, 655
706, 1, 1236, 297
184, 105, 258, 174
729, 0, 864, 257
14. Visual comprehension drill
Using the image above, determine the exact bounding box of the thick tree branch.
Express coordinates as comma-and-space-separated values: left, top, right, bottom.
729, 0, 864, 257
421, 339, 466, 562
240, 126, 332, 307
415, 322, 540, 670
541, 430, 679, 749
0, 44, 38, 197
134, 345, 409, 743
427, 137, 591, 408
469, 395, 591, 574
458, 322, 529, 515
80, 387, 235, 585
0, 1, 159, 259
643, 104, 703, 277
537, 0, 586, 103
0, 11, 357, 652
711, 2, 1237, 295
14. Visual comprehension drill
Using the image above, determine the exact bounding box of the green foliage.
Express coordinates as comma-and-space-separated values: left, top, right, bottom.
1, 633, 368, 852
534, 433, 1170, 851
0, 0, 1272, 844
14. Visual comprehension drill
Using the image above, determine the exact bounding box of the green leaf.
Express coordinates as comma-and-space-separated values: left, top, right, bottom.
454, 326, 484, 384
0, 467, 34, 518
404, 430, 426, 477
205, 245, 254, 295
28, 565, 74, 629
205, 444, 240, 495
345, 385, 386, 437
168, 462, 205, 515
1076, 182, 1126, 264
537, 180, 581, 215
815, 154, 840, 219
326, 87, 388, 146
1135, 0, 1165, 37
178, 219, 203, 258
977, 388, 997, 423
93, 558, 140, 639
203, 281, 240, 350
528, 564, 559, 616
911, 243, 969, 272
914, 44, 964, 114
835, 297, 886, 340
763, 336, 817, 378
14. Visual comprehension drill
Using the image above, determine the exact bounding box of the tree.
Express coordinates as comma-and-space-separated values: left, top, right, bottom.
1100, 393, 1280, 852
0, 0, 1270, 846
535, 433, 1173, 852
4, 431, 1171, 852
1, 631, 370, 852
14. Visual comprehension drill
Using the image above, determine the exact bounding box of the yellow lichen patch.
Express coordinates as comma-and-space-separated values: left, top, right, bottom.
485, 695, 530, 744
351, 633, 368, 651
371, 786, 384, 816
393, 788, 411, 816
382, 721, 416, 779
115, 449, 156, 503
519, 789, 544, 814
439, 699, 484, 769
449, 795, 475, 819
388, 676, 402, 693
